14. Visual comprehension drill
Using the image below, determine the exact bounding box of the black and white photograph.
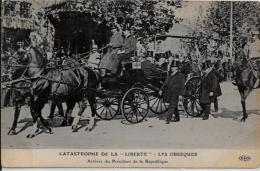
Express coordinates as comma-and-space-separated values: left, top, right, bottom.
1, 0, 260, 168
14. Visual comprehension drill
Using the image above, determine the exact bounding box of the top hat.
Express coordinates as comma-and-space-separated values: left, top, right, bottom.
170, 60, 181, 68
201, 62, 207, 71
202, 60, 212, 70
146, 51, 154, 57
205, 59, 212, 67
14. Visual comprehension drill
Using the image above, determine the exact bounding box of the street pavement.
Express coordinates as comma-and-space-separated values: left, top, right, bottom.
1, 82, 260, 149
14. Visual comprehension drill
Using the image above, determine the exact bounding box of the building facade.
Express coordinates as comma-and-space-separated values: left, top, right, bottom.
1, 0, 35, 54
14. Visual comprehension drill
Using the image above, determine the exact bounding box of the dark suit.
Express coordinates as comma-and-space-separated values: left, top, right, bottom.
161, 71, 185, 121
212, 68, 223, 112
199, 70, 218, 117
141, 60, 161, 79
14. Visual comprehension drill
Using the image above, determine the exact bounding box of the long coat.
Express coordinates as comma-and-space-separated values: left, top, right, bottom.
99, 31, 124, 73
161, 72, 186, 104
199, 70, 218, 104
212, 68, 223, 97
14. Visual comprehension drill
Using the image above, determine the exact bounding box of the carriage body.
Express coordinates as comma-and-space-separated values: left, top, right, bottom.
95, 56, 169, 123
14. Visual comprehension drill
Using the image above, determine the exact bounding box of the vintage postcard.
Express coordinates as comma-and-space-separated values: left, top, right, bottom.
1, 0, 260, 168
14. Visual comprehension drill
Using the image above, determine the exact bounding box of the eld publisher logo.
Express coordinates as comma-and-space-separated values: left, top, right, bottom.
239, 155, 251, 162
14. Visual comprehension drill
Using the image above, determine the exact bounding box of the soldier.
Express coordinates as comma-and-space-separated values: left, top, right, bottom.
87, 43, 100, 69
159, 61, 186, 123
232, 38, 250, 86
199, 61, 218, 120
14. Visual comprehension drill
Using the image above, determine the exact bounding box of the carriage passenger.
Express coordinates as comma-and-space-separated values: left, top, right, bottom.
99, 24, 124, 76
159, 61, 185, 123
136, 39, 146, 57
141, 57, 161, 80
123, 29, 137, 55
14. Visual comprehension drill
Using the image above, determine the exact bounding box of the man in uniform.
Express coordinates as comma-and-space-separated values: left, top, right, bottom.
159, 61, 185, 123
232, 38, 251, 86
87, 43, 100, 69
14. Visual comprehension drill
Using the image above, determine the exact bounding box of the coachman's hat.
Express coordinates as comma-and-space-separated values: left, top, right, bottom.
170, 60, 181, 68
146, 51, 154, 57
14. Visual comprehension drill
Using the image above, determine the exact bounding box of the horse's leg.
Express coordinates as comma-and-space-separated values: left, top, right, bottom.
8, 103, 22, 135
48, 100, 64, 119
86, 95, 96, 132
39, 114, 53, 134
240, 88, 251, 122
26, 113, 39, 138
238, 85, 250, 122
61, 101, 75, 126
71, 100, 87, 132
57, 101, 64, 117
48, 100, 56, 119
26, 101, 46, 138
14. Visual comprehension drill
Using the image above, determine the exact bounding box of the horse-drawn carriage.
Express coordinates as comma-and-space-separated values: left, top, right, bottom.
94, 51, 203, 124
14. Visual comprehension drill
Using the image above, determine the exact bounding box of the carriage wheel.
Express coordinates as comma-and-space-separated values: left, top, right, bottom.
149, 93, 169, 115
183, 76, 201, 97
96, 97, 119, 120
121, 88, 149, 123
183, 76, 202, 117
183, 97, 202, 117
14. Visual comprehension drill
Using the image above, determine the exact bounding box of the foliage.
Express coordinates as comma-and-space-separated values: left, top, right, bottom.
30, 7, 55, 52
190, 1, 260, 59
48, 0, 183, 42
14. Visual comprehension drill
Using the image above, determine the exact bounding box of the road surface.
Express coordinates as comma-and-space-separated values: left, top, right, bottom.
1, 82, 260, 149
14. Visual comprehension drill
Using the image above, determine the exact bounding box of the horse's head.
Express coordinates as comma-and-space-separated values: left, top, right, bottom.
20, 46, 47, 77
21, 46, 46, 67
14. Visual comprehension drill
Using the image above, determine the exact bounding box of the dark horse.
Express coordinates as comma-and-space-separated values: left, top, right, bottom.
233, 57, 260, 122
5, 50, 63, 135
4, 52, 35, 135
16, 47, 98, 138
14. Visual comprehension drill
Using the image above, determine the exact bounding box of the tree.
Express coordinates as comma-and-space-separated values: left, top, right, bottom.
197, 1, 260, 59
47, 0, 184, 44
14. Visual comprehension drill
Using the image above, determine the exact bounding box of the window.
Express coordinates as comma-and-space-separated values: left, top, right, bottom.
4, 1, 16, 16
20, 2, 31, 18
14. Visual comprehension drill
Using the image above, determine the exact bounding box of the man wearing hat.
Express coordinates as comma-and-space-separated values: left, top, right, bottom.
87, 41, 101, 69
211, 60, 224, 114
159, 61, 185, 123
199, 62, 218, 120
141, 56, 159, 80
123, 29, 137, 55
